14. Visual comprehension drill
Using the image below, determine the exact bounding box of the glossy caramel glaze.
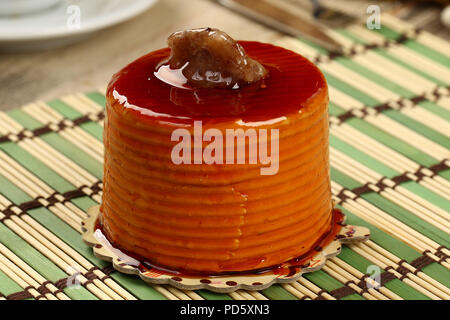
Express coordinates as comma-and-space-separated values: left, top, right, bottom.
101, 41, 336, 273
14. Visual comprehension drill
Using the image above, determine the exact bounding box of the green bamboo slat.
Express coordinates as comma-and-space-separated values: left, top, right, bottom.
338, 246, 429, 300
342, 207, 450, 289
342, 209, 419, 261
374, 25, 401, 41
196, 290, 233, 300
335, 57, 415, 98
26, 207, 107, 267
47, 99, 104, 141
40, 133, 103, 179
330, 56, 449, 148
325, 72, 444, 168
383, 109, 450, 148
361, 193, 450, 247
334, 103, 449, 182
329, 102, 348, 117
332, 167, 450, 247
0, 269, 31, 299
401, 181, 450, 213
403, 41, 450, 68
295, 38, 329, 55
0, 141, 103, 219
330, 134, 399, 178
439, 169, 450, 181
335, 26, 448, 86
0, 140, 104, 221
0, 173, 32, 204
261, 285, 298, 300
331, 167, 361, 190
330, 133, 450, 212
373, 49, 447, 86
373, 24, 450, 68
47, 99, 84, 119
303, 270, 365, 300
0, 223, 97, 300
324, 73, 380, 107
415, 263, 450, 291
0, 142, 75, 194
418, 100, 450, 123
79, 122, 103, 141
70, 196, 98, 212
85, 91, 107, 108
85, 91, 106, 108
327, 56, 450, 150
345, 118, 438, 167
108, 273, 167, 300
335, 29, 366, 45
7, 108, 103, 177
6, 108, 43, 131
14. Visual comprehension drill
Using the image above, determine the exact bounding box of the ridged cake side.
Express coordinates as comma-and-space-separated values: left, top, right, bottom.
100, 85, 332, 273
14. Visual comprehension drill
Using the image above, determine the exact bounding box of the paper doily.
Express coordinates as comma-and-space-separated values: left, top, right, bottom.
82, 205, 370, 293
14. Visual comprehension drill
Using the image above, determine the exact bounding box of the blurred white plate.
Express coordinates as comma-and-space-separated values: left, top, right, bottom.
0, 0, 158, 51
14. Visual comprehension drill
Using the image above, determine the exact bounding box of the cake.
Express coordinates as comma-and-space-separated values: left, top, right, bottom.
100, 28, 337, 274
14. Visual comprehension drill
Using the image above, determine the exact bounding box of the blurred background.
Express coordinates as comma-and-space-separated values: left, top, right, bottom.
0, 0, 449, 110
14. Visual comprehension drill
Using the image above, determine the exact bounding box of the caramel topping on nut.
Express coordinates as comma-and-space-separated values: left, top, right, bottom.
164, 27, 268, 89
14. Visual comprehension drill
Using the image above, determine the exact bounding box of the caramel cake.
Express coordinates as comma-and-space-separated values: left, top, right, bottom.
100, 28, 339, 274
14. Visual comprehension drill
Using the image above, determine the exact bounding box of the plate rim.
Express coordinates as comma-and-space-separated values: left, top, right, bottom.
0, 0, 158, 42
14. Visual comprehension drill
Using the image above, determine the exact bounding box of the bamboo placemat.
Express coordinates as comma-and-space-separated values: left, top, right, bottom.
0, 14, 449, 300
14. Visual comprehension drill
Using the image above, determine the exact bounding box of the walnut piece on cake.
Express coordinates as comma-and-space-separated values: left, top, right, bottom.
165, 27, 268, 89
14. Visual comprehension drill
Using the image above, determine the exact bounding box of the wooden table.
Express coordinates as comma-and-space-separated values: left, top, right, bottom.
0, 0, 448, 111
